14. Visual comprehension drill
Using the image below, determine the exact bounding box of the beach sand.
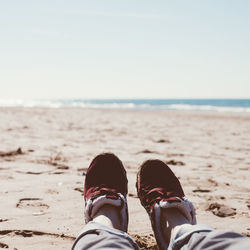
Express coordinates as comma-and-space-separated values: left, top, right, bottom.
0, 107, 250, 249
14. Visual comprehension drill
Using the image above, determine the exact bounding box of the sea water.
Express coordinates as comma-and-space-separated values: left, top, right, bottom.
0, 99, 250, 113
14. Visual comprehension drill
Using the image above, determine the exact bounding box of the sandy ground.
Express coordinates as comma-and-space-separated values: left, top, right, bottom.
0, 107, 250, 249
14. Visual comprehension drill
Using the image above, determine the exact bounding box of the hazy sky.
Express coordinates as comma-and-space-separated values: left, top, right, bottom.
0, 0, 249, 99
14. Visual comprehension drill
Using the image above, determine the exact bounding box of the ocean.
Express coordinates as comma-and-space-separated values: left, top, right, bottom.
0, 99, 250, 113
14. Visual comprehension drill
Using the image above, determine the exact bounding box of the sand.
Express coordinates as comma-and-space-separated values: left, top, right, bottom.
0, 107, 250, 249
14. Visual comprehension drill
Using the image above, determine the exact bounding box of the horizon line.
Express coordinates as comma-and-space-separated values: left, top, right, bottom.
1, 97, 250, 100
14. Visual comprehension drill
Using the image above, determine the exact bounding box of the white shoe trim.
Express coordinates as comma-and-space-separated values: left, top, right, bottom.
85, 193, 128, 231
152, 197, 196, 249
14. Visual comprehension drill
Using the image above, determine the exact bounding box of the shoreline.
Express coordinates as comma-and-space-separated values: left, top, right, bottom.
1, 105, 250, 115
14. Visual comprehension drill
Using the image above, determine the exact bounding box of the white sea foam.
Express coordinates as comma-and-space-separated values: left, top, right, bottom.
0, 99, 250, 113
166, 104, 250, 113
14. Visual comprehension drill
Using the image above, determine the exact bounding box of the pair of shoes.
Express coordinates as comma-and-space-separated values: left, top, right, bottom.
84, 153, 196, 249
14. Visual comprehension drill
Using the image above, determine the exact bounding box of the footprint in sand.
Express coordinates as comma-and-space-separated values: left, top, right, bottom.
0, 241, 9, 248
16, 198, 49, 216
0, 218, 8, 222
0, 229, 74, 239
0, 230, 75, 249
207, 178, 218, 186
206, 202, 236, 217
0, 147, 24, 157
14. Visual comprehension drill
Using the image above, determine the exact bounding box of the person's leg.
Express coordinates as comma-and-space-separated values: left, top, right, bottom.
176, 229, 250, 250
72, 221, 139, 250
136, 159, 250, 250
136, 159, 209, 249
92, 204, 124, 230
72, 153, 139, 250
161, 207, 191, 244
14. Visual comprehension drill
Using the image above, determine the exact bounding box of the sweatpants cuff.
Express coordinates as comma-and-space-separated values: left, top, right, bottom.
72, 221, 139, 250
169, 224, 214, 250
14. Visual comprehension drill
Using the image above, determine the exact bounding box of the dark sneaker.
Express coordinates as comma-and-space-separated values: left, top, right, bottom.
84, 153, 128, 231
136, 160, 196, 249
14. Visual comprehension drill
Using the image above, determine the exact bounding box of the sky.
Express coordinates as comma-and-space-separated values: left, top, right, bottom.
0, 0, 250, 99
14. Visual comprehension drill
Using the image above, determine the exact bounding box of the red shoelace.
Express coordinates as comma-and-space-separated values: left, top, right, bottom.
87, 185, 121, 201
141, 187, 182, 211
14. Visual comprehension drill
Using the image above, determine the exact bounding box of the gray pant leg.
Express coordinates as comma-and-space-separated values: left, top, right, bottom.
181, 230, 250, 250
170, 224, 250, 250
72, 222, 139, 250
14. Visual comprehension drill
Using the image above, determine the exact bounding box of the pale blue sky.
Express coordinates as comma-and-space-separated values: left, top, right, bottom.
0, 0, 249, 99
